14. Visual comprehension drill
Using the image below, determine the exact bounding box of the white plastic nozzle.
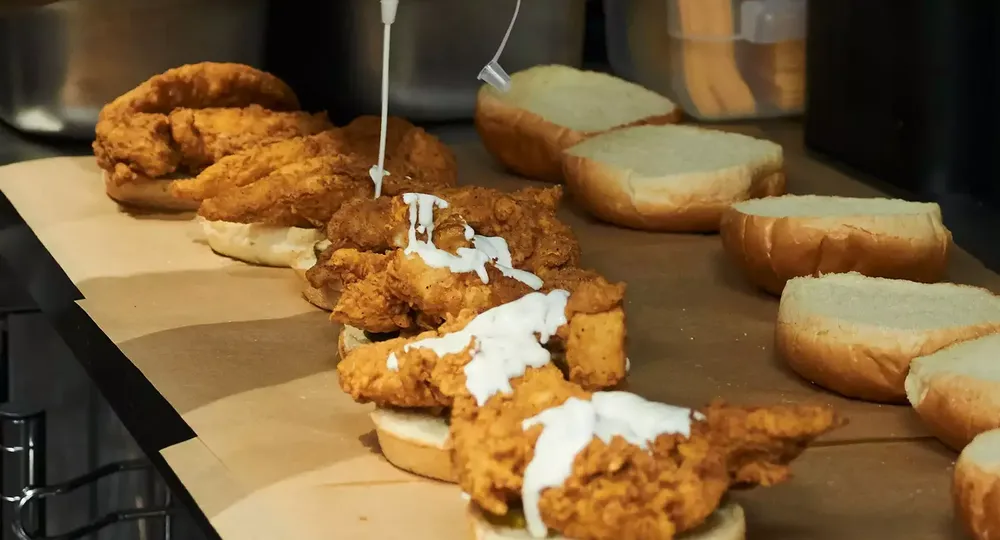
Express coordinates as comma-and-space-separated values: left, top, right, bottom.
381, 0, 399, 24
478, 61, 512, 92
478, 0, 521, 92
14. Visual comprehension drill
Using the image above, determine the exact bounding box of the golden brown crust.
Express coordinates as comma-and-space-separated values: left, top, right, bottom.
954, 448, 1000, 540
103, 170, 200, 212
719, 208, 951, 295
563, 154, 785, 232
475, 87, 682, 184
774, 320, 1000, 403
911, 375, 1000, 451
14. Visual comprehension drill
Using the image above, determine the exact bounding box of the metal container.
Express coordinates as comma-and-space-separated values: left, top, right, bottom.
0, 0, 268, 139
278, 0, 586, 123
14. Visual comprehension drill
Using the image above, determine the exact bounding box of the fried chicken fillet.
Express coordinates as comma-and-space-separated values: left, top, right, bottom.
319, 186, 573, 271
450, 375, 844, 540
336, 280, 628, 405
195, 153, 456, 228
168, 115, 458, 203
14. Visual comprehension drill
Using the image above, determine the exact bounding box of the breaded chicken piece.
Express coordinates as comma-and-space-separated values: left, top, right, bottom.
450, 376, 844, 540
336, 283, 628, 406
93, 113, 179, 180
97, 62, 300, 121
170, 129, 348, 201
196, 149, 457, 228
322, 186, 580, 273
168, 105, 332, 172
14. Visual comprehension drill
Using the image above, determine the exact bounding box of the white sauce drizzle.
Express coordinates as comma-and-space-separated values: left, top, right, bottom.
392, 290, 569, 404
401, 193, 543, 290
519, 393, 703, 538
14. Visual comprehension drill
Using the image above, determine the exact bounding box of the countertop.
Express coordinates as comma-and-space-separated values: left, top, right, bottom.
0, 119, 998, 539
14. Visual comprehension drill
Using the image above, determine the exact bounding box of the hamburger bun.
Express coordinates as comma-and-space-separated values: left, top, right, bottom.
338, 325, 455, 483
720, 195, 951, 295
905, 334, 1000, 451
103, 170, 200, 212
475, 64, 680, 183
776, 273, 1000, 403
953, 429, 1000, 540
467, 500, 745, 540
197, 216, 325, 268
562, 125, 784, 232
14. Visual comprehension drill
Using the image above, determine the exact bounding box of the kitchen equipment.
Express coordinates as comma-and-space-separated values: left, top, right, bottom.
804, 1, 1000, 206
266, 0, 586, 123
0, 0, 268, 140
604, 0, 807, 121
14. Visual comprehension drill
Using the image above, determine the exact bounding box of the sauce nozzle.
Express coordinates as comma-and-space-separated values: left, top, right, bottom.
478, 0, 521, 92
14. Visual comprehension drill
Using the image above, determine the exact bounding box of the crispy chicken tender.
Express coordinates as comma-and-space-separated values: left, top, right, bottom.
320, 185, 580, 272
196, 151, 456, 228
336, 283, 628, 407
170, 115, 456, 203
167, 105, 332, 171
97, 62, 300, 121
450, 377, 844, 540
169, 130, 347, 201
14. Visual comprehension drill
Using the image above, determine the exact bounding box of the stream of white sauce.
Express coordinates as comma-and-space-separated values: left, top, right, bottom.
520, 393, 703, 538
368, 9, 394, 198
401, 193, 543, 289
387, 289, 568, 405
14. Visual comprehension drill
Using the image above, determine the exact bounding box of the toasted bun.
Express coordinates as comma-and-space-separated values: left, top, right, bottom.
337, 324, 370, 359
467, 500, 745, 540
293, 240, 339, 311
475, 65, 680, 183
197, 216, 324, 268
906, 334, 1000, 451
953, 429, 1000, 540
103, 170, 200, 211
721, 195, 952, 295
370, 407, 454, 483
562, 125, 784, 232
776, 273, 1000, 403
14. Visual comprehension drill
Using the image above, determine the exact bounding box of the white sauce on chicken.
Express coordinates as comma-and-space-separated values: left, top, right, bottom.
520, 393, 702, 538
389, 290, 568, 406
401, 193, 543, 289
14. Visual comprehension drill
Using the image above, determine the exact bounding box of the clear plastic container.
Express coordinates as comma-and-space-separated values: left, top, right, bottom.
605, 0, 807, 121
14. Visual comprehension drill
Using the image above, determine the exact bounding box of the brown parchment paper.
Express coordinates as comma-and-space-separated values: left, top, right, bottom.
1, 126, 997, 539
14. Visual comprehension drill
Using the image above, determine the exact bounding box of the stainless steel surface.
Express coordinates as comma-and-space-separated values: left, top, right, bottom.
324, 0, 586, 121
0, 0, 268, 139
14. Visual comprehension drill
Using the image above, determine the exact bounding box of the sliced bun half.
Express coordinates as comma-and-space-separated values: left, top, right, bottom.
476, 64, 681, 183
721, 195, 951, 295
197, 216, 324, 268
467, 500, 745, 540
103, 171, 200, 212
954, 429, 1000, 540
776, 273, 1000, 403
338, 325, 455, 483
563, 125, 784, 232
906, 334, 1000, 451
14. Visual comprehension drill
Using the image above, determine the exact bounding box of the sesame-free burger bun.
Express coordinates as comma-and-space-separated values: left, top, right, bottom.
905, 334, 1000, 451
337, 325, 456, 483
103, 170, 200, 211
776, 273, 1000, 403
953, 429, 1000, 540
562, 125, 785, 232
475, 65, 681, 183
721, 195, 951, 295
467, 500, 746, 540
197, 216, 325, 268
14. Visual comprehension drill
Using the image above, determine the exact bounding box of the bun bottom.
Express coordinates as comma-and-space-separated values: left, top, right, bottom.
953, 430, 1000, 540
371, 407, 454, 483
198, 217, 325, 268
103, 171, 200, 212
300, 280, 340, 311
467, 500, 745, 540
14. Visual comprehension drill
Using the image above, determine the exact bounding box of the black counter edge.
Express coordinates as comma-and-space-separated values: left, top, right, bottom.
0, 195, 220, 540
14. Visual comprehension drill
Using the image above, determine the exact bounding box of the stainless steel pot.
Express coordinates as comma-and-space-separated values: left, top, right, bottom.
310, 0, 586, 122
0, 0, 268, 139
